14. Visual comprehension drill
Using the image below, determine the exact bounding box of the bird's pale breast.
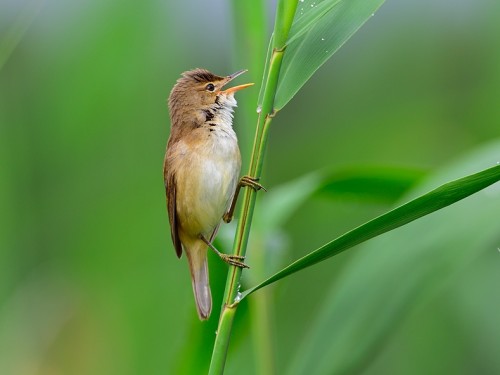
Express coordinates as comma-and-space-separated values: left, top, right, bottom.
175, 130, 241, 239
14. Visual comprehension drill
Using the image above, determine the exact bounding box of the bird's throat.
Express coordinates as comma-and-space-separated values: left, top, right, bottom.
202, 94, 237, 134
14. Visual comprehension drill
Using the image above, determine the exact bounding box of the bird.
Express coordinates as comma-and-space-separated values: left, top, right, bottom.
163, 68, 263, 320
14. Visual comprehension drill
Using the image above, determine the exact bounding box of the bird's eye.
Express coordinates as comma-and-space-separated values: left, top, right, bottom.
206, 83, 215, 92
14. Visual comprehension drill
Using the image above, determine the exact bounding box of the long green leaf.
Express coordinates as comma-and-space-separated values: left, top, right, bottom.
275, 0, 386, 110
242, 163, 500, 298
242, 166, 423, 284
288, 141, 500, 374
286, 0, 341, 46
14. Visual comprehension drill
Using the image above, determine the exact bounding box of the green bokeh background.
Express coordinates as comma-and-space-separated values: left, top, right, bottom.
1, 0, 499, 374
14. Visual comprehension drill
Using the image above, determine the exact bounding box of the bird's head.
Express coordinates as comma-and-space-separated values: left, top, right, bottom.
168, 68, 253, 122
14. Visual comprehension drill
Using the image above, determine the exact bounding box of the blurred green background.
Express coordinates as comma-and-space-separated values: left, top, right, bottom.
1, 0, 499, 374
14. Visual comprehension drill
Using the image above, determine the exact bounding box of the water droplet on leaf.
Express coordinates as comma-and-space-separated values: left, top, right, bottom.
234, 292, 242, 303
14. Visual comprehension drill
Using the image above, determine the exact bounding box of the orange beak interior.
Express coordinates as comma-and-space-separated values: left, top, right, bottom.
220, 82, 254, 94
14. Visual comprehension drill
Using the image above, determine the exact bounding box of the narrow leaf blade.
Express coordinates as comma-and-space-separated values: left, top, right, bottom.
242, 164, 500, 297
288, 141, 500, 374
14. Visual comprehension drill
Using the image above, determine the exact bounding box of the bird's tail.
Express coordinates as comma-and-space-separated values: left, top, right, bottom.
185, 241, 212, 320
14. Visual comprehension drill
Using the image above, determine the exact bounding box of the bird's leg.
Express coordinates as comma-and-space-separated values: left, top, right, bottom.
223, 175, 267, 223
200, 235, 249, 269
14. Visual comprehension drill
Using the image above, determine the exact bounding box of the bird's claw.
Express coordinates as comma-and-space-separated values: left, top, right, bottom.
221, 254, 249, 269
240, 175, 267, 192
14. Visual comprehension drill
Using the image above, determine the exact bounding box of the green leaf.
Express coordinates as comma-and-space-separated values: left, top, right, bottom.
242, 158, 500, 298
287, 141, 500, 374
286, 0, 342, 46
315, 166, 426, 203
274, 0, 386, 110
245, 166, 422, 282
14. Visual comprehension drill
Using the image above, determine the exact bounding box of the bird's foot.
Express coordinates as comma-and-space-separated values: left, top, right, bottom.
200, 234, 249, 268
223, 176, 267, 223
240, 175, 267, 192
220, 253, 249, 269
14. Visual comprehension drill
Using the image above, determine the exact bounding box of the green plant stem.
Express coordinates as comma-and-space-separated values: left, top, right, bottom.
209, 304, 237, 375
208, 1, 298, 374
230, 1, 275, 372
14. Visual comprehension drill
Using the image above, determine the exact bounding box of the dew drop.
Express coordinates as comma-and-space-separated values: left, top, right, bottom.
256, 105, 262, 113
321, 37, 325, 41
234, 292, 242, 303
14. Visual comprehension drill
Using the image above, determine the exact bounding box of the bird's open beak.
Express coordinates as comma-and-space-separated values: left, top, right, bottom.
221, 82, 254, 94
218, 69, 254, 94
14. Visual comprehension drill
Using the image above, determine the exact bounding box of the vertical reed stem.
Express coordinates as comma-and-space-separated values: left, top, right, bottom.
208, 1, 298, 374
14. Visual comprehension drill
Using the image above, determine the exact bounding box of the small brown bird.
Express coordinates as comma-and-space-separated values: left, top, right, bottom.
164, 68, 261, 320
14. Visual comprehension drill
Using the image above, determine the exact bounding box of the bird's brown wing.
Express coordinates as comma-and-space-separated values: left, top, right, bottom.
164, 159, 183, 258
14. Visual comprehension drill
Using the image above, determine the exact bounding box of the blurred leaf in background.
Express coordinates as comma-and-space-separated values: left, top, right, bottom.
287, 141, 500, 375
1, 0, 499, 374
